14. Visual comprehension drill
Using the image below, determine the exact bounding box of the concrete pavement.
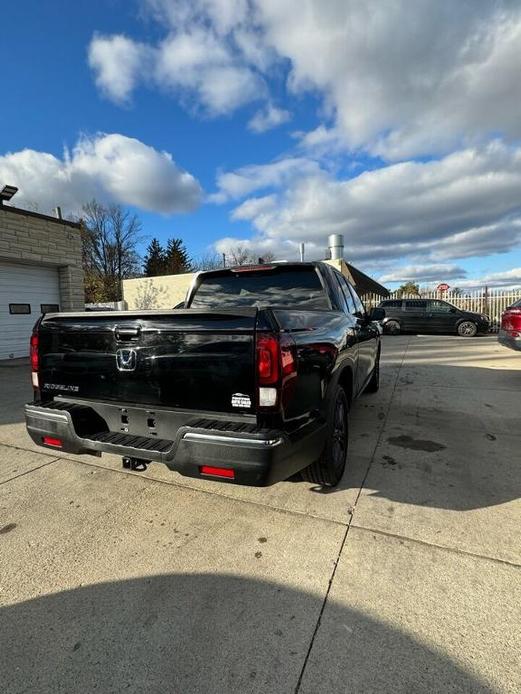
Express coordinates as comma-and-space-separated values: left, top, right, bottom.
0, 335, 519, 693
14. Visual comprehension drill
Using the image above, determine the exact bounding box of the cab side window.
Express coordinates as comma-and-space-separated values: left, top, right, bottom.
347, 283, 365, 316
334, 273, 357, 314
326, 268, 349, 311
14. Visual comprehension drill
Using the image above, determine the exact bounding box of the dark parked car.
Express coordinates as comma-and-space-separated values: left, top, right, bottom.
25, 262, 382, 488
377, 298, 490, 336
498, 298, 521, 351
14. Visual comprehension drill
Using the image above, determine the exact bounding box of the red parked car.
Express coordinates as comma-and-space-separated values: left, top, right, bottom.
498, 298, 521, 351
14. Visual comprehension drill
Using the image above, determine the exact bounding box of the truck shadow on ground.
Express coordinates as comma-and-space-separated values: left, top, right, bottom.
0, 574, 495, 693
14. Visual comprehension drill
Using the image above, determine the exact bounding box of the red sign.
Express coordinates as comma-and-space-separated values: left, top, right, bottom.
437, 283, 450, 292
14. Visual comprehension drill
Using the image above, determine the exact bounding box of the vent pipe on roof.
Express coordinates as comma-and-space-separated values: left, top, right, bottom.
299, 242, 305, 262
54, 206, 62, 220
328, 234, 344, 260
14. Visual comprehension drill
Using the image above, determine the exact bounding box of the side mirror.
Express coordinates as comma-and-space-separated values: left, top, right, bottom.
449, 307, 457, 313
369, 307, 385, 321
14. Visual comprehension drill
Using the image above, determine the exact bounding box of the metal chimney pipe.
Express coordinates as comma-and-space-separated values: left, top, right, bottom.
54, 206, 62, 220
328, 234, 344, 260
299, 242, 305, 262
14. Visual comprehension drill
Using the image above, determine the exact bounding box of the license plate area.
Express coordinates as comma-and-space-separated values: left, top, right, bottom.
119, 407, 157, 437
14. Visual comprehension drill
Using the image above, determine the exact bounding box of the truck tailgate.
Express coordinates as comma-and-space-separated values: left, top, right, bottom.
37, 309, 257, 413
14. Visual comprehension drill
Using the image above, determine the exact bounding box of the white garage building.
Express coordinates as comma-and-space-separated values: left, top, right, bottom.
0, 201, 84, 360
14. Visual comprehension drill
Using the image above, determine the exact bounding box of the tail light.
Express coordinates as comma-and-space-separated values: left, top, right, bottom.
200, 465, 235, 479
42, 436, 62, 448
257, 334, 280, 385
502, 307, 521, 336
30, 333, 39, 388
256, 333, 297, 409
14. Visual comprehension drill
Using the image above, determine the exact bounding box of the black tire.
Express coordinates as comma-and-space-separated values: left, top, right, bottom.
457, 320, 477, 337
301, 386, 349, 487
365, 348, 380, 393
384, 320, 400, 335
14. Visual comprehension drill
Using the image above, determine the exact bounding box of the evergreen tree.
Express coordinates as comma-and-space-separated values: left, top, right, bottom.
165, 238, 191, 274
396, 281, 420, 297
143, 238, 166, 277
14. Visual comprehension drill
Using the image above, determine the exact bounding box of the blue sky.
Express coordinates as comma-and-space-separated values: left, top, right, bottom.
1, 0, 521, 288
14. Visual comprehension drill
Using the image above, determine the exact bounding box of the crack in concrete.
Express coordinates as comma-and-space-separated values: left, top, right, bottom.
0, 457, 60, 486
294, 337, 412, 693
351, 524, 521, 569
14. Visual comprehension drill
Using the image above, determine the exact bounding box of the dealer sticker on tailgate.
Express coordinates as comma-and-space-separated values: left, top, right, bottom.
231, 393, 251, 408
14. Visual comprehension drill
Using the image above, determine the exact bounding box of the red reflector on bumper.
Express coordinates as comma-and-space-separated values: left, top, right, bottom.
200, 465, 235, 479
42, 436, 62, 448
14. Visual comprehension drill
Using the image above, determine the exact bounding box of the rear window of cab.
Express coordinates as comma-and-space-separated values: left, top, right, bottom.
189, 266, 330, 310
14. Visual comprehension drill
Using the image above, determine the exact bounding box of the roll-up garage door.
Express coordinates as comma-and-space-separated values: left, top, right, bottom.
0, 261, 60, 359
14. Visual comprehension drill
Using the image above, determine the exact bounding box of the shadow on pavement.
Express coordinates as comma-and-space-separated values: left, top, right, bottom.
0, 361, 32, 426
0, 574, 494, 693
313, 361, 521, 511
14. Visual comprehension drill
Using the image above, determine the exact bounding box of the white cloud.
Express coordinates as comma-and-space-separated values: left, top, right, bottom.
248, 104, 291, 133
257, 0, 521, 158
88, 35, 151, 104
88, 2, 521, 157
466, 267, 521, 289
0, 133, 202, 216
214, 142, 521, 263
379, 264, 467, 284
155, 29, 264, 114
210, 157, 322, 203
231, 194, 277, 220
89, 3, 266, 115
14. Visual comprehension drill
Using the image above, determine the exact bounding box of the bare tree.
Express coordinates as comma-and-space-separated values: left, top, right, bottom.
222, 245, 276, 266
81, 200, 143, 302
191, 252, 225, 271
227, 245, 252, 266
192, 247, 276, 272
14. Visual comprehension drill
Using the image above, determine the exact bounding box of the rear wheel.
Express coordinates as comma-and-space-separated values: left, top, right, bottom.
384, 320, 400, 335
301, 386, 348, 487
457, 320, 477, 337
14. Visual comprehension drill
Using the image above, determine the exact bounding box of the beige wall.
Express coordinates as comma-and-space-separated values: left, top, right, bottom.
0, 206, 84, 310
123, 272, 195, 310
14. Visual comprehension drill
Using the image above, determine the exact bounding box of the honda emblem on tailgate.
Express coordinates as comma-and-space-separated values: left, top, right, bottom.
116, 348, 137, 372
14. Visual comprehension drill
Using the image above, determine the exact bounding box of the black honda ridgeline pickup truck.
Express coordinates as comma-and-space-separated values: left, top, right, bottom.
25, 262, 383, 488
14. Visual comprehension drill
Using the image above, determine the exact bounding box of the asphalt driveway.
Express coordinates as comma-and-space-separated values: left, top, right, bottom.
0, 335, 519, 693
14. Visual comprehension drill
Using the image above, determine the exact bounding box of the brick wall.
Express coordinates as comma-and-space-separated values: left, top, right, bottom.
0, 206, 84, 310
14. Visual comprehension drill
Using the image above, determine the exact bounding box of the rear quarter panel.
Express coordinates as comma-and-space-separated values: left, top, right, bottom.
273, 309, 358, 424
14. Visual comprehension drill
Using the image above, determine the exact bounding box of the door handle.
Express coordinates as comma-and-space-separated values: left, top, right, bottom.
115, 325, 141, 341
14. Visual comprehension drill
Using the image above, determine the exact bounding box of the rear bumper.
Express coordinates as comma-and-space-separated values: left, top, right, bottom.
498, 330, 521, 352
24, 402, 327, 486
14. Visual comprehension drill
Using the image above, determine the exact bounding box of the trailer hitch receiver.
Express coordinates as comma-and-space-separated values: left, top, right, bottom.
122, 457, 150, 472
